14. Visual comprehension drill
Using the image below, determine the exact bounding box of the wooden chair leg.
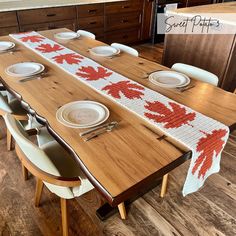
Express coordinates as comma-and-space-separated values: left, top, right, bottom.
60, 198, 69, 236
35, 178, 44, 207
118, 202, 127, 220
7, 128, 13, 151
22, 164, 29, 181
160, 174, 169, 198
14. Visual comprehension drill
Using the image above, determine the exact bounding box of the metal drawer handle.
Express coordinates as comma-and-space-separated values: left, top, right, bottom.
122, 5, 130, 9
88, 9, 97, 13
121, 19, 128, 23
89, 21, 97, 25
47, 13, 56, 17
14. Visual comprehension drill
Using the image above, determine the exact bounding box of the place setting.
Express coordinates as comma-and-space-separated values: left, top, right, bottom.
5, 62, 47, 83
148, 70, 194, 92
88, 46, 120, 59
0, 41, 18, 54
54, 31, 80, 41
56, 100, 118, 141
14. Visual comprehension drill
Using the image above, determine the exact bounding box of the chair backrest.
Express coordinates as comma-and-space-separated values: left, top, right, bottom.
0, 93, 12, 114
77, 30, 96, 39
111, 43, 139, 57
171, 63, 219, 86
4, 113, 60, 176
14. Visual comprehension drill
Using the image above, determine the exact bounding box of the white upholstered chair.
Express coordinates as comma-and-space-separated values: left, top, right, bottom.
0, 93, 32, 150
171, 63, 219, 86
77, 30, 96, 39
4, 113, 94, 236
111, 43, 139, 57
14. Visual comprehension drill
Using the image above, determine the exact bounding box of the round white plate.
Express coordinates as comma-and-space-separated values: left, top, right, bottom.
0, 41, 15, 52
56, 101, 110, 128
5, 62, 45, 78
149, 71, 190, 88
54, 32, 79, 40
89, 46, 120, 57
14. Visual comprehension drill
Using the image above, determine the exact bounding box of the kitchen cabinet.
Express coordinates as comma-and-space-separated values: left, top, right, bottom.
0, 11, 19, 36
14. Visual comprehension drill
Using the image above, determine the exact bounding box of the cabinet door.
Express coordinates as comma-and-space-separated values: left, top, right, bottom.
0, 11, 18, 27
141, 0, 155, 40
0, 27, 19, 36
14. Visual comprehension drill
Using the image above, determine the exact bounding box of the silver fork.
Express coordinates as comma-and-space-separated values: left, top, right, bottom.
18, 72, 47, 83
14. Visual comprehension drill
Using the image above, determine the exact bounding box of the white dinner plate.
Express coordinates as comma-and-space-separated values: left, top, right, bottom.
54, 32, 80, 40
89, 46, 120, 57
5, 62, 45, 78
0, 41, 15, 52
56, 101, 110, 128
149, 71, 190, 88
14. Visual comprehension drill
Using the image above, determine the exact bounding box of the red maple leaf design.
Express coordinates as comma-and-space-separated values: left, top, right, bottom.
102, 81, 145, 99
192, 129, 227, 179
36, 43, 63, 53
52, 53, 84, 65
144, 101, 196, 129
76, 66, 112, 81
20, 35, 45, 43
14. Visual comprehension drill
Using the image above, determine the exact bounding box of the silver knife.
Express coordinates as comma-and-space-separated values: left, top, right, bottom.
79, 121, 118, 137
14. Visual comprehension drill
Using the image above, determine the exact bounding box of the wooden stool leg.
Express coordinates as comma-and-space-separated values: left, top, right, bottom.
118, 202, 127, 220
22, 164, 29, 181
60, 198, 69, 236
7, 128, 13, 151
35, 178, 44, 207
160, 174, 169, 198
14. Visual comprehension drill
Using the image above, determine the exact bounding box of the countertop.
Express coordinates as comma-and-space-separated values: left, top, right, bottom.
0, 0, 126, 12
167, 2, 236, 25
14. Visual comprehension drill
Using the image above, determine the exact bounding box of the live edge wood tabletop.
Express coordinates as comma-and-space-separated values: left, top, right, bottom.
0, 28, 236, 207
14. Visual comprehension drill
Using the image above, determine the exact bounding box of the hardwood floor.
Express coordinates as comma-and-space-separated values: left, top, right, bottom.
0, 116, 235, 235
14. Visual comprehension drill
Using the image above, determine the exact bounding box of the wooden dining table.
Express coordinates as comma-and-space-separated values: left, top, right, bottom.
0, 28, 236, 218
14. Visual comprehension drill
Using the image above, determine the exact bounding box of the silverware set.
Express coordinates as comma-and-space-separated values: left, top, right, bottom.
176, 85, 195, 92
18, 72, 47, 83
80, 121, 118, 141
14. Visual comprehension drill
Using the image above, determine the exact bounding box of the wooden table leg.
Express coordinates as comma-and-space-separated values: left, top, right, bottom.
160, 174, 169, 198
118, 202, 127, 220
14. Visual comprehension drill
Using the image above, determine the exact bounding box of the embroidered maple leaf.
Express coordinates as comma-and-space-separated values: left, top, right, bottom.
102, 81, 145, 99
76, 66, 112, 81
52, 53, 84, 65
192, 129, 227, 179
144, 101, 196, 129
36, 43, 63, 53
20, 35, 45, 43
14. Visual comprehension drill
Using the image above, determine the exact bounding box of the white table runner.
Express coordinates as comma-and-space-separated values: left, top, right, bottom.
10, 31, 230, 196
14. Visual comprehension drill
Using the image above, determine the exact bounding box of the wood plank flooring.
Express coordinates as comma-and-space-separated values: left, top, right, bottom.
0, 118, 235, 236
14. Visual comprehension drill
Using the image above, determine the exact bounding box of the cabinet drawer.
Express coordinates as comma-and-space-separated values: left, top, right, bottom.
77, 4, 104, 18
105, 1, 143, 14
105, 12, 141, 31
0, 12, 18, 27
105, 28, 141, 44
19, 20, 76, 32
18, 6, 76, 25
78, 16, 104, 29
0, 26, 19, 36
